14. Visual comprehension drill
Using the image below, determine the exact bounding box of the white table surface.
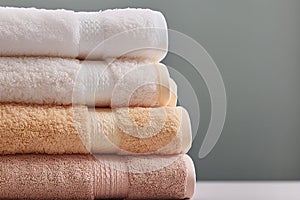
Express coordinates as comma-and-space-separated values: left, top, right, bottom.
192, 182, 300, 200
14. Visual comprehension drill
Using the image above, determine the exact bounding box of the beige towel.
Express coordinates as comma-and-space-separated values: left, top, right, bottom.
0, 103, 191, 155
0, 154, 195, 199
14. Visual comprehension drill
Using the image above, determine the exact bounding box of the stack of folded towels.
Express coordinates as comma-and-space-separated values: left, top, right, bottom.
0, 7, 196, 199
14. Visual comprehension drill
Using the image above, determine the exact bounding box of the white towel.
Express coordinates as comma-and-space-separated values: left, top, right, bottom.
0, 57, 176, 107
0, 7, 168, 61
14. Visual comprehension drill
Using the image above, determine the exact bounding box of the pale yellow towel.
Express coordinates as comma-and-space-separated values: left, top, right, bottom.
0, 57, 177, 107
0, 103, 191, 155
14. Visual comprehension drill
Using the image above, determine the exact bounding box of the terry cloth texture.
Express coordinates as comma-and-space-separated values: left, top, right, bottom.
0, 57, 176, 107
0, 154, 195, 199
0, 6, 196, 200
0, 103, 191, 155
0, 7, 168, 61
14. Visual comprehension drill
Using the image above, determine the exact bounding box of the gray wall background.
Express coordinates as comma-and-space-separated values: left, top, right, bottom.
1, 0, 300, 180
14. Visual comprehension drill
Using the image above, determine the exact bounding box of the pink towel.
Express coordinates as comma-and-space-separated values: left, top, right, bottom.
0, 154, 195, 199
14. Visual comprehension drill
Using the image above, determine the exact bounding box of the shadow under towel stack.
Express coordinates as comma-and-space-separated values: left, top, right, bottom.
0, 6, 196, 199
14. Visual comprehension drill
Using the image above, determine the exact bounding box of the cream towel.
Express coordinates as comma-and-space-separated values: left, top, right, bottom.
0, 7, 167, 61
0, 57, 176, 107
0, 103, 191, 155
0, 154, 195, 199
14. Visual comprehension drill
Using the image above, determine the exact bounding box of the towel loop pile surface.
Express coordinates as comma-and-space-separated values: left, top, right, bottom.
0, 7, 168, 61
0, 6, 196, 199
